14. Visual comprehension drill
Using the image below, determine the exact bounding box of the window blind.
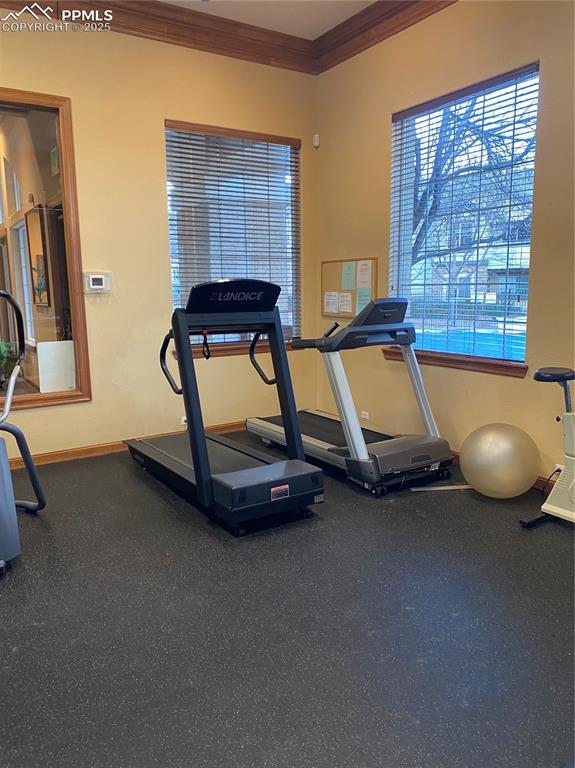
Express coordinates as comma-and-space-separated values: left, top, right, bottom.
165, 127, 302, 343
389, 64, 540, 362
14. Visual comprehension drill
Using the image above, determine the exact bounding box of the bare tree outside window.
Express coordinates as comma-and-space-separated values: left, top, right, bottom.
390, 67, 540, 361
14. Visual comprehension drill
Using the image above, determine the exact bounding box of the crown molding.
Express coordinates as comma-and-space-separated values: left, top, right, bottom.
0, 0, 457, 74
315, 0, 457, 72
80, 1, 317, 72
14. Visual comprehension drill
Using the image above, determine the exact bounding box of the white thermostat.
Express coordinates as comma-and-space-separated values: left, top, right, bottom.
84, 272, 112, 293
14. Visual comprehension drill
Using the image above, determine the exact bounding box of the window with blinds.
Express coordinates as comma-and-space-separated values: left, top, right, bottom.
389, 64, 540, 362
165, 125, 301, 345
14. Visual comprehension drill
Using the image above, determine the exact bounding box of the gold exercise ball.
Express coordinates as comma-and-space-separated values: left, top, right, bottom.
460, 423, 540, 499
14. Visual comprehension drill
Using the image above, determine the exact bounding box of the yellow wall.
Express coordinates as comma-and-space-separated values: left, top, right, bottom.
0, 1, 573, 478
314, 0, 574, 475
0, 19, 319, 454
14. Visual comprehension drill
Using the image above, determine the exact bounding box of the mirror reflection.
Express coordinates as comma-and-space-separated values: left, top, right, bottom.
0, 102, 75, 398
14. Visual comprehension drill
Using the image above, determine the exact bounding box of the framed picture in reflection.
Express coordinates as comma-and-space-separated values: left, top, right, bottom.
25, 206, 51, 307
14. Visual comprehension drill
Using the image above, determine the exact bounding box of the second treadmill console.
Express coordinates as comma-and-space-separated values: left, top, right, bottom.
291, 297, 416, 352
352, 298, 408, 327
323, 298, 415, 351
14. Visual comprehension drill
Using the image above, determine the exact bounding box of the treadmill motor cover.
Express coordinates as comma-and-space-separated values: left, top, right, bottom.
212, 460, 323, 510
368, 435, 451, 474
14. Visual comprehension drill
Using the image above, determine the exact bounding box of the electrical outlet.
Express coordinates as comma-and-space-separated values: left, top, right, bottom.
360, 411, 369, 420
181, 416, 187, 426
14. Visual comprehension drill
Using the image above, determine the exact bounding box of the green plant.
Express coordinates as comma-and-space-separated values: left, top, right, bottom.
0, 340, 12, 387
0, 340, 17, 373
0, 340, 10, 363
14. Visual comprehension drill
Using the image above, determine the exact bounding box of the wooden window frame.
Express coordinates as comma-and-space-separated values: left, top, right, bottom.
165, 120, 301, 149
187, 339, 300, 360
170, 338, 301, 363
383, 347, 528, 378
392, 63, 539, 122
165, 120, 302, 359
388, 64, 539, 379
0, 87, 91, 410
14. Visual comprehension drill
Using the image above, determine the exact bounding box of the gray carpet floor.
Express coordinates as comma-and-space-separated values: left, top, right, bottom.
1, 441, 573, 768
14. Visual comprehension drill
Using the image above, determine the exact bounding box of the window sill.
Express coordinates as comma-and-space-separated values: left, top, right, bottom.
8, 390, 92, 410
172, 340, 301, 360
382, 347, 528, 378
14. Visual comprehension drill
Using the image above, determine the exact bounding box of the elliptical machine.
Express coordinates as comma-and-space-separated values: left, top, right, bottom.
0, 291, 46, 576
520, 367, 575, 528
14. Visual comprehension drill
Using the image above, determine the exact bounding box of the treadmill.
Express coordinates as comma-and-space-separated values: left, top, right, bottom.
126, 279, 323, 534
246, 298, 452, 495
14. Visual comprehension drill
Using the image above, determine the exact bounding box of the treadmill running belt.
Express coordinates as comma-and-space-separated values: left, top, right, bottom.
141, 434, 264, 475
263, 411, 391, 447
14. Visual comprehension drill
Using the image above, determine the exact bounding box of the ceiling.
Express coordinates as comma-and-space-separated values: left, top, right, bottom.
159, 1, 376, 39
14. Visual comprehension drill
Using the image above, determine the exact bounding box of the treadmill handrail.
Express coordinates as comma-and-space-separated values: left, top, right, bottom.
291, 322, 416, 352
249, 332, 277, 385
160, 332, 183, 395
291, 337, 320, 350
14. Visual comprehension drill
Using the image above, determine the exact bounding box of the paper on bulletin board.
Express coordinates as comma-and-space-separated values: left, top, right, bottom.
341, 261, 356, 290
323, 291, 339, 314
356, 287, 371, 314
356, 260, 372, 289
338, 292, 352, 313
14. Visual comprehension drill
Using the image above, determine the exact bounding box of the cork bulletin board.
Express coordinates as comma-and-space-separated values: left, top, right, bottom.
321, 258, 378, 318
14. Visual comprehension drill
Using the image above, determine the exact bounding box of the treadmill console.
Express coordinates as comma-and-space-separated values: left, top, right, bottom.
325, 297, 414, 350
185, 279, 281, 313
352, 298, 408, 327
291, 296, 415, 352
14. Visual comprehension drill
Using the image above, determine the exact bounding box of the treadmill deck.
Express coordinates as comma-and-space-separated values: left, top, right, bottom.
262, 410, 391, 448
126, 432, 324, 526
136, 433, 265, 476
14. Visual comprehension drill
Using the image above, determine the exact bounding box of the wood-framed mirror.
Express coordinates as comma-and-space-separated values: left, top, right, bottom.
0, 87, 90, 409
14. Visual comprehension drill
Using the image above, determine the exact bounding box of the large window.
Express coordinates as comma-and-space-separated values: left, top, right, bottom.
165, 122, 301, 348
389, 65, 540, 366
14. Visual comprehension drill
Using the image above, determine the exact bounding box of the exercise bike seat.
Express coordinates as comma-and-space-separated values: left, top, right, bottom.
533, 367, 575, 383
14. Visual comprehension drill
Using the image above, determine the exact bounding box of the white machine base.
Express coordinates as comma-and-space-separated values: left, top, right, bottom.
521, 412, 574, 528
541, 463, 575, 523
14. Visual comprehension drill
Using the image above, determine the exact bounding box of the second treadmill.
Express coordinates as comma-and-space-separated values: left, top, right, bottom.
246, 298, 452, 495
